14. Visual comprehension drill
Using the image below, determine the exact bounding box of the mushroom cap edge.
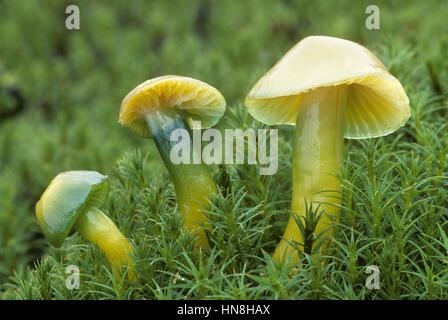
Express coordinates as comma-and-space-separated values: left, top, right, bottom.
35, 171, 109, 247
119, 75, 227, 138
245, 36, 411, 139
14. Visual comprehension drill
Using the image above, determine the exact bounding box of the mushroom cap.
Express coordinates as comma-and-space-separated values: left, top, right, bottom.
119, 75, 226, 138
36, 171, 109, 248
245, 36, 410, 139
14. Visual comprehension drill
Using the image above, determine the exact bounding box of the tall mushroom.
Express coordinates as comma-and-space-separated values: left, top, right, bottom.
36, 171, 136, 279
245, 36, 410, 264
119, 75, 226, 249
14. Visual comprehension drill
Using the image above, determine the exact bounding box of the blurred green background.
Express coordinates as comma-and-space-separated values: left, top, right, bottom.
0, 0, 446, 295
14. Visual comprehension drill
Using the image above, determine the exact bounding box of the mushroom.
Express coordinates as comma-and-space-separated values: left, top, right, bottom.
245, 36, 410, 264
119, 75, 226, 249
36, 171, 135, 280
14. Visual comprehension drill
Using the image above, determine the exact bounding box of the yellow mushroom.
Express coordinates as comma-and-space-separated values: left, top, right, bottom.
36, 171, 136, 280
119, 75, 226, 249
245, 36, 410, 264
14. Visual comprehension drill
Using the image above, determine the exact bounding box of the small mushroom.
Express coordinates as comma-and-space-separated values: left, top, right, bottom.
119, 75, 226, 249
36, 171, 135, 279
245, 36, 410, 264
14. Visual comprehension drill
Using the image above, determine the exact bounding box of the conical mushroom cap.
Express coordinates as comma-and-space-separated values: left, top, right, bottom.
36, 171, 109, 248
245, 36, 410, 139
119, 75, 226, 138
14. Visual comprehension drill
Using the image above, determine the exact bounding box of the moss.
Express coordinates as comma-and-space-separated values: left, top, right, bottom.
0, 0, 447, 299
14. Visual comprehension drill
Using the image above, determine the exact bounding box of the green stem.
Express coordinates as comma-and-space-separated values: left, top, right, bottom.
74, 208, 135, 280
145, 109, 217, 249
273, 85, 347, 264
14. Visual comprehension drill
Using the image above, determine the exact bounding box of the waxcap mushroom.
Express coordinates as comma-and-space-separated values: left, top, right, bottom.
119, 75, 226, 249
36, 170, 136, 279
245, 35, 410, 139
245, 35, 411, 265
36, 170, 109, 247
119, 75, 226, 138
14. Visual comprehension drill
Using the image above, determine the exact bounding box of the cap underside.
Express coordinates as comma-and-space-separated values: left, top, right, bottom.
119, 75, 226, 138
245, 36, 410, 139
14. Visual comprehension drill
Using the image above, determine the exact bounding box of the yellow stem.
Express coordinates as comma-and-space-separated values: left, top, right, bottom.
146, 110, 216, 249
74, 208, 136, 280
273, 85, 347, 265
173, 171, 216, 249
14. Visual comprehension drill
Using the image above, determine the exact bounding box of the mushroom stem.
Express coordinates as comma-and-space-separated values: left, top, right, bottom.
145, 109, 217, 249
273, 85, 347, 264
74, 208, 136, 280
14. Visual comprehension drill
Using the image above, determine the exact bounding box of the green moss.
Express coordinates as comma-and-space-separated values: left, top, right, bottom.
0, 0, 447, 299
